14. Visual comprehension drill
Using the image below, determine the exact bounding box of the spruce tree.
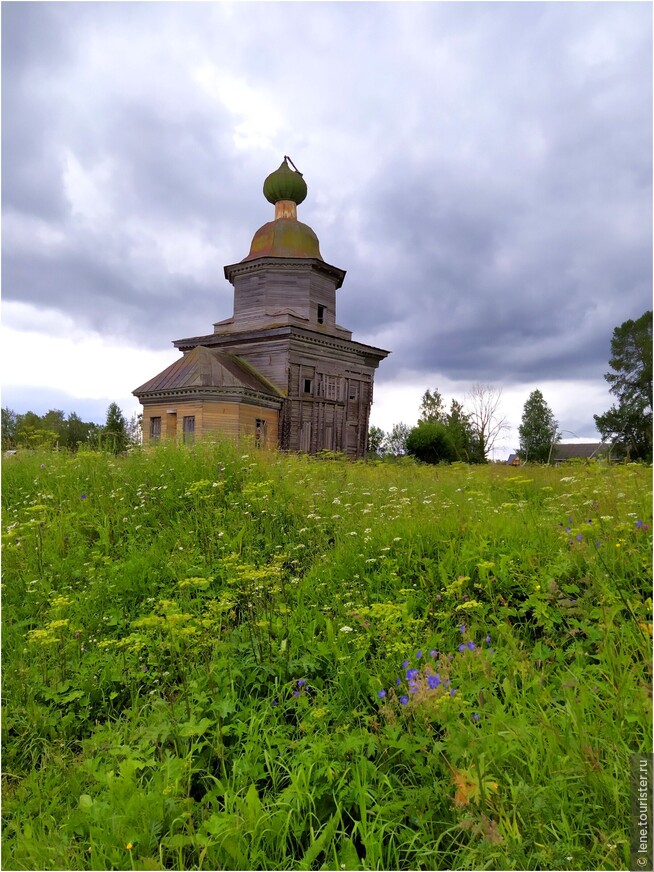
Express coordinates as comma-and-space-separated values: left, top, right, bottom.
103, 403, 128, 454
518, 390, 559, 463
594, 311, 652, 461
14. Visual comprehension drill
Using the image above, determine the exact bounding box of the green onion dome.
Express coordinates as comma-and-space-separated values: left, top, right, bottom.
263, 157, 308, 205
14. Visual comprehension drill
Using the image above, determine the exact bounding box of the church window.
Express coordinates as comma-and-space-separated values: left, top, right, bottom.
183, 416, 195, 444
317, 305, 325, 324
324, 376, 340, 401
303, 378, 313, 394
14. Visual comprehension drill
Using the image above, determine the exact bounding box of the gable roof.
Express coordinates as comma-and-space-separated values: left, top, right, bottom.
551, 442, 608, 461
133, 346, 283, 398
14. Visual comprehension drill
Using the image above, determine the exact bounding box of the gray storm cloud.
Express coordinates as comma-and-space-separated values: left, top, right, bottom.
2, 1, 651, 428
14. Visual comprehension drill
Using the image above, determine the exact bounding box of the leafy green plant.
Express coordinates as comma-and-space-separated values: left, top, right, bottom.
2, 444, 651, 870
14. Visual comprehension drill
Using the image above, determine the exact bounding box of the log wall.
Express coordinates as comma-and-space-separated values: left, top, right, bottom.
142, 400, 278, 449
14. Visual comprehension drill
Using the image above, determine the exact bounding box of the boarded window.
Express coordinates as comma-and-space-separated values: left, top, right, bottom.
346, 423, 359, 454
324, 376, 340, 401
183, 415, 195, 445
150, 417, 161, 440
255, 418, 266, 447
300, 422, 312, 452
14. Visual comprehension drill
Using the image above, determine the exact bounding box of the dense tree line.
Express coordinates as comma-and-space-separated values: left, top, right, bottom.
1, 404, 141, 454
368, 384, 508, 464
369, 311, 652, 466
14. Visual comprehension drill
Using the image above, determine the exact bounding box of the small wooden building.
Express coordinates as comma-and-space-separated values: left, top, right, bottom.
550, 442, 609, 464
134, 157, 390, 458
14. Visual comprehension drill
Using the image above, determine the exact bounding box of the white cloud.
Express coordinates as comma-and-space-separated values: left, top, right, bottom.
3, 212, 67, 251
1, 302, 178, 412
62, 150, 117, 229
193, 64, 283, 152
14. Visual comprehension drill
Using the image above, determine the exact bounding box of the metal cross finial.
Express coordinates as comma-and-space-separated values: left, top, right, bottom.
284, 155, 303, 176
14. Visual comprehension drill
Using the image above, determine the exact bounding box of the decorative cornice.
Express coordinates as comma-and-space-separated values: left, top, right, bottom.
224, 256, 346, 289
134, 385, 284, 410
173, 325, 390, 361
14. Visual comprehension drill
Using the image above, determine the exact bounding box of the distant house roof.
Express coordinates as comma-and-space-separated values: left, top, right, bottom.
133, 345, 284, 400
550, 442, 608, 462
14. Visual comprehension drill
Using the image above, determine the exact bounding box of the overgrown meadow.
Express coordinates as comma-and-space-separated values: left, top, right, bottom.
2, 442, 652, 871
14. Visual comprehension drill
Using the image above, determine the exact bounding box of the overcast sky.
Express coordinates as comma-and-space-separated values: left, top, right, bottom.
2, 1, 652, 457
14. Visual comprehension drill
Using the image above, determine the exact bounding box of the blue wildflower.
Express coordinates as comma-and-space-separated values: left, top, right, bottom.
293, 691, 300, 697
400, 695, 409, 705
429, 649, 438, 658
406, 668, 419, 680
427, 675, 440, 689
637, 519, 644, 528
458, 643, 465, 652
449, 688, 457, 697
575, 533, 583, 542
80, 494, 87, 500
485, 634, 491, 644
459, 624, 466, 634
272, 699, 278, 707
402, 660, 410, 668
297, 679, 307, 687
472, 713, 481, 722
467, 641, 476, 651
395, 677, 401, 686
378, 689, 387, 699
416, 650, 423, 659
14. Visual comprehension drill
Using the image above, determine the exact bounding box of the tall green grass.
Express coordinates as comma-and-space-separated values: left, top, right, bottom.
2, 442, 651, 870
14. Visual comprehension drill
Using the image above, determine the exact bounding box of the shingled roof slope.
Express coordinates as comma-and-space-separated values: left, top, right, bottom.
551, 442, 608, 461
133, 346, 283, 397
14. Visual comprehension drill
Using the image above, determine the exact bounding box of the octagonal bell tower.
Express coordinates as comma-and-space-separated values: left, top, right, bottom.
215, 156, 351, 341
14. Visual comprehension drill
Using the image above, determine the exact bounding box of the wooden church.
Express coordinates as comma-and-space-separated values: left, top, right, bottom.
133, 157, 389, 458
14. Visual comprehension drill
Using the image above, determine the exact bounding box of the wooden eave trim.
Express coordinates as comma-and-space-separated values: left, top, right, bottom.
134, 386, 284, 410
174, 326, 390, 361
289, 330, 391, 361
223, 256, 346, 289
